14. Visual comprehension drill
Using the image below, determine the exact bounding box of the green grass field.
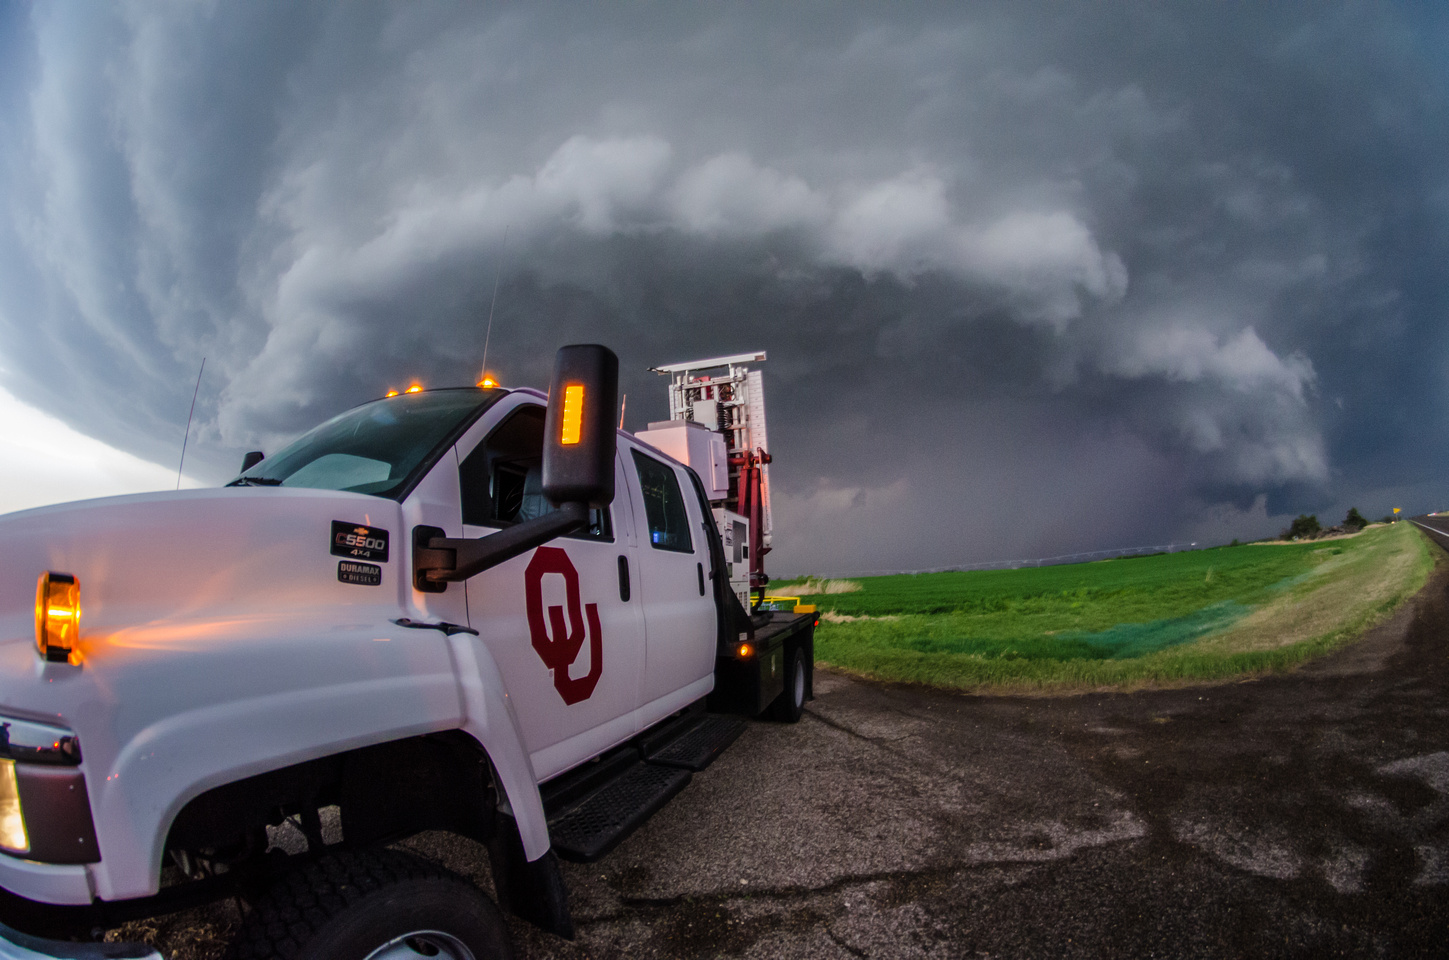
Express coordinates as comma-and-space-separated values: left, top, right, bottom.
776, 522, 1434, 693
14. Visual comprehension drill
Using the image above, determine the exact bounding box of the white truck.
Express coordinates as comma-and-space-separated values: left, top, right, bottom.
0, 345, 815, 959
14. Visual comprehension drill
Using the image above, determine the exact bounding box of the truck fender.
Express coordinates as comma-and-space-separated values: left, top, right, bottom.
90, 667, 465, 903
444, 633, 552, 861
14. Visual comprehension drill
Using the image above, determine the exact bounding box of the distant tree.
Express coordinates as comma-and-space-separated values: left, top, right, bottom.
1380, 514, 1397, 524
1229, 538, 1241, 547
1282, 514, 1321, 540
1344, 507, 1368, 531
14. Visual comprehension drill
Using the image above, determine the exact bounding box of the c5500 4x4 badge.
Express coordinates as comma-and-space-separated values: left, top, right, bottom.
331, 521, 389, 562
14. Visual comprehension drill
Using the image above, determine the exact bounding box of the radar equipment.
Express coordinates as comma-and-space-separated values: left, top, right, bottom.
642, 352, 773, 609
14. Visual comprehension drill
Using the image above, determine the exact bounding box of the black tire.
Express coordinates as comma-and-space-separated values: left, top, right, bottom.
232, 849, 513, 960
770, 646, 808, 723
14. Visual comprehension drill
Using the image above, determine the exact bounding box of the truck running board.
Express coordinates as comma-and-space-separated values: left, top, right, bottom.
546, 762, 690, 862
543, 713, 747, 862
642, 714, 745, 771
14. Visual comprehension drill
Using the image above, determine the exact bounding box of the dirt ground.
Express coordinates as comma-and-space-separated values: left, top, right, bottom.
129, 527, 1449, 958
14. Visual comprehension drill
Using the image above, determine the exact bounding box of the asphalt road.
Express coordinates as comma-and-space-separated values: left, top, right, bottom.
1414, 514, 1449, 544
143, 522, 1449, 958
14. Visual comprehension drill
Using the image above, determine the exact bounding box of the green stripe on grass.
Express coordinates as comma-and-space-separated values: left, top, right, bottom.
805, 523, 1432, 693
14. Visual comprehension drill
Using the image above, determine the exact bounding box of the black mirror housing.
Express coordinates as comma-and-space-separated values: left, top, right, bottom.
543, 344, 618, 508
241, 451, 265, 472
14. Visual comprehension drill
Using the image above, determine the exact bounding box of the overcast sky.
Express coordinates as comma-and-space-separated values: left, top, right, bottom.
1, 2, 1446, 575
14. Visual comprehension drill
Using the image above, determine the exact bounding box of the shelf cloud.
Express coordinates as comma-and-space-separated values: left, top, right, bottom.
0, 2, 1444, 571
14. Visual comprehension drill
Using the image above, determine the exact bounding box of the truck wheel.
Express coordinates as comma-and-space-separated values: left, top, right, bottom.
770, 647, 808, 723
232, 849, 513, 960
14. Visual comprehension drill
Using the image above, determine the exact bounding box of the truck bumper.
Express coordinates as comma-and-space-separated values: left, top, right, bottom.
0, 923, 160, 960
0, 860, 92, 908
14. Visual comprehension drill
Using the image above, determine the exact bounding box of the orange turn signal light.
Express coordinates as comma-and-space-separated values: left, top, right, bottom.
737, 642, 754, 659
35, 572, 80, 664
560, 383, 585, 444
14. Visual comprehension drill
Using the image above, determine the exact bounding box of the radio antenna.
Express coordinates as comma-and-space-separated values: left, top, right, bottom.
480, 224, 510, 379
177, 357, 205, 490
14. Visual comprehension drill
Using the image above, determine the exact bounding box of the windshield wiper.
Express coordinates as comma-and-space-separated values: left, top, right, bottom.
228, 477, 284, 487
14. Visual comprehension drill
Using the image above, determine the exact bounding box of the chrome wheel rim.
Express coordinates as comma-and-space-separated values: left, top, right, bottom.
365, 930, 477, 960
792, 659, 805, 708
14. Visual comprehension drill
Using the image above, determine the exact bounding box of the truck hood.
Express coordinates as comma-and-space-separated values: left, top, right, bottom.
0, 488, 466, 902
0, 487, 408, 647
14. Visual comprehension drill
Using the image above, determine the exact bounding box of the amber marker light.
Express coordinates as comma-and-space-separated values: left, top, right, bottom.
0, 760, 27, 854
560, 383, 585, 444
737, 642, 754, 659
385, 390, 400, 398
477, 375, 499, 389
406, 384, 423, 394
35, 572, 80, 664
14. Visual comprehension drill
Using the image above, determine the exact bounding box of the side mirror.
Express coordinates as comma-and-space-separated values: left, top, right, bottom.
543, 344, 618, 508
241, 451, 265, 472
414, 343, 619, 589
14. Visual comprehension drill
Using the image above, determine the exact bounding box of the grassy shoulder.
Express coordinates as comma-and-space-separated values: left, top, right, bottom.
780, 522, 1434, 694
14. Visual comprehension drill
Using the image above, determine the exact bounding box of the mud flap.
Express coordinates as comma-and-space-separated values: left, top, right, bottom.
487, 816, 575, 940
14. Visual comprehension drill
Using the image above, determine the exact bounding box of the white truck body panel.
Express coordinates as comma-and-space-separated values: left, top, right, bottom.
455, 394, 719, 785
398, 446, 553, 861
623, 441, 719, 710
0, 382, 737, 910
455, 395, 647, 784
634, 421, 730, 501
0, 488, 471, 902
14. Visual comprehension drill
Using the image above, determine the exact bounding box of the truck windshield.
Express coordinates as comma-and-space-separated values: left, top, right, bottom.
230, 388, 504, 501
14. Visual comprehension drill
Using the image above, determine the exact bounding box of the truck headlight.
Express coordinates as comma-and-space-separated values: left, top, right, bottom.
0, 718, 97, 863
0, 760, 28, 854
35, 572, 81, 664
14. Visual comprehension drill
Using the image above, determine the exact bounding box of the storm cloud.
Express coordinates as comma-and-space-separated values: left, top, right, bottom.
0, 2, 1445, 574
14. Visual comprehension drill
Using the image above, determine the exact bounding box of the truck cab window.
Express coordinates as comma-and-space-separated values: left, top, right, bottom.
461, 405, 612, 540
230, 388, 501, 501
283, 453, 391, 490
631, 449, 693, 553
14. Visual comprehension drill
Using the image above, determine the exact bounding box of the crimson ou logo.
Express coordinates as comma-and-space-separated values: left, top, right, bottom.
525, 547, 602, 705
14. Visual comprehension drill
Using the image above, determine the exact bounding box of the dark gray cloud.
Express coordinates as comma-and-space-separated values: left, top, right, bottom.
1, 1, 1445, 574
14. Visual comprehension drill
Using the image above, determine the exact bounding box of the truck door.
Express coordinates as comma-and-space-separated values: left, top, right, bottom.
458, 400, 646, 782
625, 445, 719, 720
